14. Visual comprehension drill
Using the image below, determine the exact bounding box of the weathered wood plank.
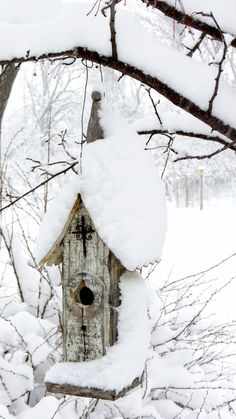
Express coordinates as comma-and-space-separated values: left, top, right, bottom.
62, 200, 124, 362
108, 251, 125, 345
46, 376, 141, 400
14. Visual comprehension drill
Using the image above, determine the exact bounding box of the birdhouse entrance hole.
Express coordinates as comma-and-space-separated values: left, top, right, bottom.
78, 285, 94, 306
71, 279, 95, 307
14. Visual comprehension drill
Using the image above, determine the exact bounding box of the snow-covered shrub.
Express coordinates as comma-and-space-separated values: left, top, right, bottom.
146, 267, 236, 419
0, 245, 235, 418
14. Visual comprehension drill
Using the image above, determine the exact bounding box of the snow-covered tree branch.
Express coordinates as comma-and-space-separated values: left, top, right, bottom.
143, 0, 236, 48
0, 1, 235, 148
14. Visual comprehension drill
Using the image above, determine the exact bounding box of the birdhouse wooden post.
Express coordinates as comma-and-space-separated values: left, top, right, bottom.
62, 91, 124, 364
62, 199, 125, 365
45, 91, 134, 399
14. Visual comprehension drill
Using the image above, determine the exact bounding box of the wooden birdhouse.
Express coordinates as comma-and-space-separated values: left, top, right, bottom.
57, 92, 124, 364
38, 92, 136, 399
60, 196, 125, 363
37, 91, 167, 400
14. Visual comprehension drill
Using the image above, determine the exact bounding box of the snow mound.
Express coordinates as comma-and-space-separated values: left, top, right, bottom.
35, 106, 167, 271
0, 1, 111, 61
45, 272, 151, 391
0, 0, 62, 25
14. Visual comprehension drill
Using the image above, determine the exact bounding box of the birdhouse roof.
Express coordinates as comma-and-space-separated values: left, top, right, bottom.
35, 106, 167, 271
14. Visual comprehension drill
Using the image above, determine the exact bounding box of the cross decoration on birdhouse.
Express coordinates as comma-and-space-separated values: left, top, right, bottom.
72, 215, 95, 257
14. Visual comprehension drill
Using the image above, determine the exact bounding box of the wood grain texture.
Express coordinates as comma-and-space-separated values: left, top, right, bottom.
62, 200, 124, 362
46, 376, 141, 400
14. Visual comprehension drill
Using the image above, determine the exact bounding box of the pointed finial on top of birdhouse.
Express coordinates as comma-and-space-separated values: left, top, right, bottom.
86, 90, 104, 143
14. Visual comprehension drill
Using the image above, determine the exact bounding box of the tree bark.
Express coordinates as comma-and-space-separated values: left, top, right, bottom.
0, 64, 19, 295
0, 64, 19, 208
0, 64, 19, 222
0, 65, 19, 124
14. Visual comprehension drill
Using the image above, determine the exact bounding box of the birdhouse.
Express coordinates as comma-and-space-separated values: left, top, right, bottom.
46, 196, 128, 399
60, 196, 125, 362
38, 92, 134, 400
37, 91, 167, 400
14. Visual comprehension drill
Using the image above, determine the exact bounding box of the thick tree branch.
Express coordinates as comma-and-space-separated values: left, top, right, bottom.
143, 0, 236, 48
0, 48, 236, 146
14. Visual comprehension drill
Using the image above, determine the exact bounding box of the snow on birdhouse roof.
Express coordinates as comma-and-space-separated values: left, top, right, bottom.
35, 105, 167, 271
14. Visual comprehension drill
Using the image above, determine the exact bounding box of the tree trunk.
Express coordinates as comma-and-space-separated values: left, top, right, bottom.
0, 64, 19, 209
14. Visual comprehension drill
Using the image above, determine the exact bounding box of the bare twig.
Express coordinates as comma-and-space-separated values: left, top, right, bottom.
161, 135, 174, 178
143, 0, 236, 48
0, 224, 24, 302
187, 33, 206, 57
145, 87, 162, 126
203, 13, 228, 114
0, 161, 78, 213
110, 0, 118, 60
57, 129, 77, 161
138, 129, 236, 153
161, 251, 236, 291
174, 138, 236, 162
79, 60, 90, 174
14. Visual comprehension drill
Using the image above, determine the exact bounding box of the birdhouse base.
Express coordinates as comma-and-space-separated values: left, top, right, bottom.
46, 376, 141, 401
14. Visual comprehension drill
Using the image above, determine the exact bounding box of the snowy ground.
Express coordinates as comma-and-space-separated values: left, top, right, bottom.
150, 198, 236, 322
